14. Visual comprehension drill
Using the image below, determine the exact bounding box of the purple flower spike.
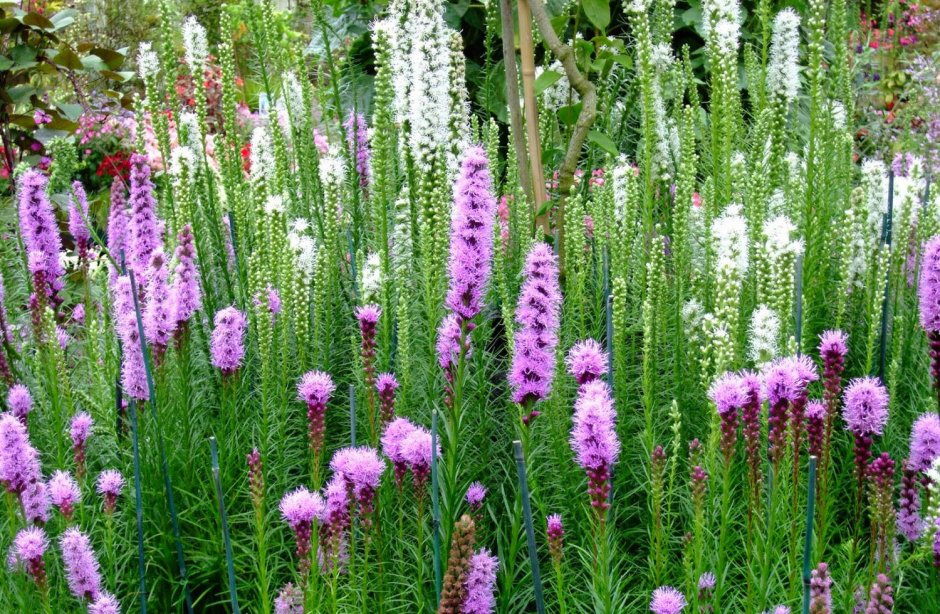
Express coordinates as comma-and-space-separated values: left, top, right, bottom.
280, 486, 324, 567
344, 111, 371, 194
70, 411, 93, 477
462, 548, 499, 614
68, 180, 92, 261
566, 339, 608, 386
466, 481, 487, 510
509, 243, 562, 414
170, 225, 201, 332
445, 146, 497, 322
806, 400, 826, 459
919, 237, 940, 407
49, 470, 81, 521
96, 470, 124, 514
909, 412, 940, 472
127, 153, 163, 279
0, 413, 41, 496
401, 427, 437, 492
376, 373, 399, 427
111, 275, 149, 400
11, 526, 48, 588
59, 527, 102, 602
898, 460, 923, 541
809, 562, 832, 614
546, 514, 564, 562
275, 582, 304, 614
298, 370, 334, 460
843, 377, 890, 437
8, 384, 33, 423
382, 417, 417, 487
106, 178, 128, 281
210, 306, 248, 375
709, 372, 747, 463
18, 170, 64, 306
650, 585, 687, 614
89, 592, 121, 614
330, 446, 385, 530
570, 380, 619, 515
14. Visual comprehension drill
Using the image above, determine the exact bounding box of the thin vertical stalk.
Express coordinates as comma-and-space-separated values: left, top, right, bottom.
349, 384, 357, 446
802, 457, 818, 614
513, 441, 546, 614
517, 0, 549, 236
431, 409, 443, 605
498, 0, 533, 205
795, 254, 804, 354
127, 268, 194, 613
878, 172, 894, 380
130, 399, 147, 614
210, 437, 240, 614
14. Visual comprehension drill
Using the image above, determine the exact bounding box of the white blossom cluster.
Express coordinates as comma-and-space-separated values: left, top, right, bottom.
766, 9, 801, 103
249, 126, 276, 190
391, 190, 414, 278
287, 219, 317, 279
169, 147, 199, 182
763, 214, 803, 259
359, 252, 383, 303
137, 42, 159, 80
702, 0, 742, 55
748, 304, 780, 366
537, 61, 577, 111
861, 159, 888, 239
712, 203, 749, 274
178, 111, 202, 152
611, 157, 634, 223
278, 72, 307, 127
182, 15, 209, 72
893, 155, 925, 243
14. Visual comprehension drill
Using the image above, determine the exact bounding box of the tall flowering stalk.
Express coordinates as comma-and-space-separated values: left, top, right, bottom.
843, 377, 890, 522
49, 470, 81, 522
68, 180, 92, 264
69, 412, 93, 480
809, 562, 832, 614
355, 304, 381, 444
10, 526, 50, 610
8, 384, 33, 424
546, 514, 566, 614
127, 153, 163, 281
169, 224, 201, 338
898, 460, 923, 542
919, 236, 940, 410
298, 371, 335, 486
818, 331, 848, 489
438, 514, 476, 614
740, 371, 763, 527
867, 453, 896, 572
60, 527, 102, 603
18, 170, 65, 320
344, 111, 371, 197
280, 486, 324, 577
708, 371, 747, 605
462, 549, 498, 614
438, 146, 496, 546
211, 306, 248, 377
376, 373, 399, 428
509, 243, 561, 427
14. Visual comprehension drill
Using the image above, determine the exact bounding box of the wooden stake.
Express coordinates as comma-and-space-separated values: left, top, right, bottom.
499, 0, 533, 206
517, 0, 549, 236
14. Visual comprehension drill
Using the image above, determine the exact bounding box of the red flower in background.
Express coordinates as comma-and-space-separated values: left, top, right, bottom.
241, 142, 251, 174
97, 151, 131, 180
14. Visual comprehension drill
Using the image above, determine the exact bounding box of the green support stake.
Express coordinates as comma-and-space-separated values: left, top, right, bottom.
794, 253, 804, 355
802, 456, 818, 614
129, 400, 147, 614
513, 441, 546, 614
431, 409, 443, 605
349, 383, 357, 446
210, 437, 240, 614
127, 266, 194, 614
878, 171, 895, 381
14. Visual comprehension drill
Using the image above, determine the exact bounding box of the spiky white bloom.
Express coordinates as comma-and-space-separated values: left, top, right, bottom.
786, 152, 803, 182
360, 252, 382, 303
264, 195, 286, 215
703, 0, 742, 55
319, 152, 346, 188
766, 9, 801, 103
137, 42, 159, 79
830, 101, 846, 131
178, 111, 202, 152
279, 72, 307, 126
712, 203, 749, 273
611, 156, 634, 223
249, 126, 275, 189
182, 16, 209, 71
287, 221, 317, 279
682, 298, 705, 329
625, 0, 651, 13
748, 305, 780, 365
893, 155, 925, 241
763, 215, 803, 258
168, 146, 199, 180
651, 43, 674, 72
537, 61, 577, 110
652, 96, 676, 181
861, 159, 888, 237
391, 190, 414, 278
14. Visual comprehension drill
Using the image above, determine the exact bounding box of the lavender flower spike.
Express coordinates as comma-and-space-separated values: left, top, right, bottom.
462, 548, 499, 614
59, 527, 102, 601
18, 169, 64, 303
89, 592, 121, 614
127, 153, 163, 279
445, 146, 498, 322
8, 384, 33, 422
650, 585, 687, 614
509, 243, 562, 414
210, 306, 248, 375
570, 380, 620, 514
170, 224, 201, 332
909, 412, 940, 472
566, 339, 608, 386
68, 180, 92, 261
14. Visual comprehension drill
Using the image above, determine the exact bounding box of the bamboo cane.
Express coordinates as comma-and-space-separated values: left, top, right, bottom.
517, 0, 549, 237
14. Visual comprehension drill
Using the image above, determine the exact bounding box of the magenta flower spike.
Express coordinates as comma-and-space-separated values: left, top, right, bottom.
570, 380, 620, 517
68, 180, 92, 262
509, 243, 561, 424
0, 412, 41, 496
59, 527, 102, 602
566, 339, 608, 387
18, 170, 64, 308
21, 480, 51, 525
88, 592, 121, 614
106, 177, 129, 281
10, 526, 49, 588
546, 513, 564, 563
809, 562, 832, 614
344, 111, 371, 194
8, 384, 33, 423
762, 358, 801, 469
49, 470, 81, 521
279, 486, 324, 569
96, 469, 124, 515
330, 446, 385, 531
806, 401, 826, 459
127, 153, 163, 280
169, 224, 201, 334
210, 306, 248, 375
650, 585, 687, 614
274, 583, 304, 614
897, 460, 923, 541
843, 377, 890, 492
466, 481, 487, 511
400, 426, 438, 493
381, 416, 417, 488
355, 304, 381, 439
708, 372, 748, 464
909, 412, 940, 472
462, 548, 499, 614
445, 146, 497, 323
376, 372, 399, 427
70, 411, 93, 478
739, 371, 763, 505
919, 236, 940, 408
298, 370, 335, 467
111, 275, 149, 400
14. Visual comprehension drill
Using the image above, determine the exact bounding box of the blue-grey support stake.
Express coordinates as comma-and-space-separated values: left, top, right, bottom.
431, 409, 443, 605
210, 437, 240, 613
802, 456, 818, 614
878, 171, 895, 381
130, 400, 147, 614
514, 441, 546, 614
